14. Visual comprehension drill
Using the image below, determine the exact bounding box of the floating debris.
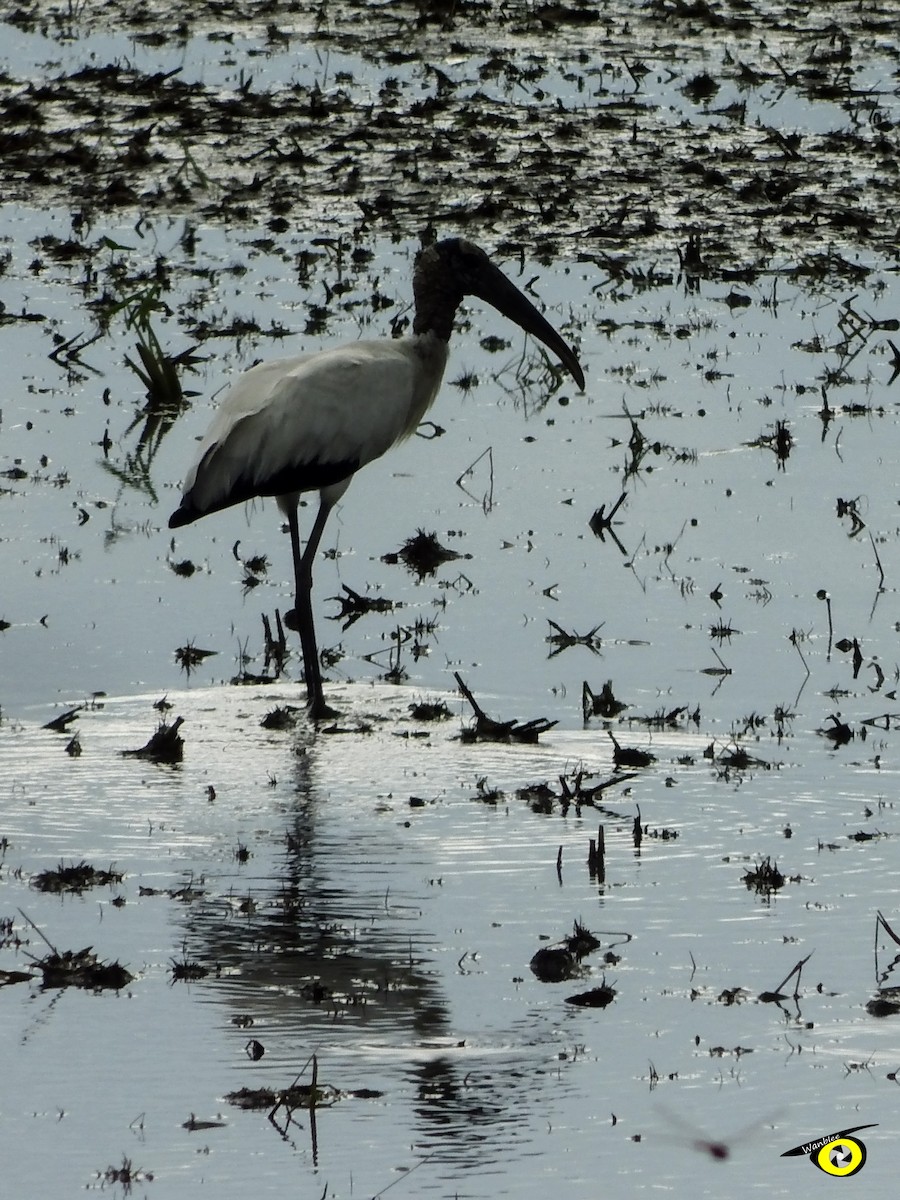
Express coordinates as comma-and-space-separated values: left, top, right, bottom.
35, 945, 132, 991
758, 952, 813, 1004
455, 672, 556, 744
382, 529, 462, 579
42, 706, 82, 733
260, 705, 302, 730
329, 583, 397, 627
531, 920, 606, 982
607, 731, 655, 768
565, 919, 603, 958
582, 679, 627, 721
716, 743, 769, 771
174, 643, 217, 675
565, 980, 617, 1009
169, 947, 209, 982
17, 909, 133, 991
820, 714, 854, 745
183, 1113, 227, 1131
32, 860, 123, 894
546, 619, 603, 658
122, 716, 184, 763
530, 946, 577, 983
0, 968, 33, 988
97, 1156, 153, 1190
408, 698, 452, 722
867, 991, 900, 1018
225, 1083, 340, 1111
742, 857, 786, 896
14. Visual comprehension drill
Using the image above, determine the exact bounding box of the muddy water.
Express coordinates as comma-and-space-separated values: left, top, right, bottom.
2, 2, 900, 1197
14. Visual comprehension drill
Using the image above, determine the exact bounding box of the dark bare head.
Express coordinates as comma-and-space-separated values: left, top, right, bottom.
413, 237, 585, 390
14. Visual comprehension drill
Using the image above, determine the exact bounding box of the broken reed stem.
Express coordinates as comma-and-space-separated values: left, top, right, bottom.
17, 908, 59, 956
309, 1052, 319, 1165
869, 531, 885, 589
589, 826, 606, 880
772, 951, 813, 998
791, 629, 810, 677
453, 671, 488, 721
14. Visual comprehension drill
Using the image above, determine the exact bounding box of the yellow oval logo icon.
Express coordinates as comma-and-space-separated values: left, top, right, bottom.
814, 1137, 866, 1177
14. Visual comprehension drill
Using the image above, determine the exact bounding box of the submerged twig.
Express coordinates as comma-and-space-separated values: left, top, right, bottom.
454, 672, 556, 743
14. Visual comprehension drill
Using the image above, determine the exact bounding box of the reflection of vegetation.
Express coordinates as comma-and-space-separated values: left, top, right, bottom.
102, 276, 203, 499
124, 283, 197, 408
96, 265, 205, 499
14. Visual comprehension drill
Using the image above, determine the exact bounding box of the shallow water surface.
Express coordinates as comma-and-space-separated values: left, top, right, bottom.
3, 684, 900, 1197
2, 2, 900, 1196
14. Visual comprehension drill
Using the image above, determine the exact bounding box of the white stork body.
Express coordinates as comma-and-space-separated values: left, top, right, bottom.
175, 333, 449, 521
170, 237, 584, 718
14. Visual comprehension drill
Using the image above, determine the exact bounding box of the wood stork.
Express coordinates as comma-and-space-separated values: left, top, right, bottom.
169, 236, 584, 718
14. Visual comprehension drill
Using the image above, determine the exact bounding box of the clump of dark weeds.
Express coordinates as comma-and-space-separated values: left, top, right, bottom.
122, 716, 184, 763
98, 1154, 153, 1191
471, 776, 503, 805
18, 910, 133, 990
565, 979, 617, 1008
169, 948, 209, 983
383, 529, 461, 578
174, 642, 216, 674
608, 731, 655, 768
531, 919, 606, 982
225, 1082, 340, 1111
261, 705, 302, 730
867, 992, 900, 1018
565, 918, 602, 957
517, 766, 634, 815
742, 856, 786, 895
32, 860, 123, 894
329, 582, 397, 628
582, 679, 627, 721
820, 713, 854, 745
408, 698, 451, 721
530, 945, 577, 982
716, 741, 769, 771
546, 619, 603, 658
629, 702, 698, 729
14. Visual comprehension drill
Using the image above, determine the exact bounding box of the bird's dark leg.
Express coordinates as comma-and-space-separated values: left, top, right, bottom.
286, 498, 336, 720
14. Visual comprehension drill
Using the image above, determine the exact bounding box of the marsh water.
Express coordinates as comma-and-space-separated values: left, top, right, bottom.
2, 2, 900, 1196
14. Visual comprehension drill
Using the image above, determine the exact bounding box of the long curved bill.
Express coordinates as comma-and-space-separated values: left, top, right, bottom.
473, 259, 585, 391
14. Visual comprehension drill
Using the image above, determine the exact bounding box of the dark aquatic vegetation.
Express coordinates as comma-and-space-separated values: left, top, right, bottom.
122, 716, 185, 762
35, 944, 132, 991
742, 856, 786, 896
530, 946, 576, 982
607, 731, 655, 768
32, 860, 123, 894
456, 672, 557, 743
582, 679, 628, 721
564, 980, 616, 1008
387, 529, 462, 578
